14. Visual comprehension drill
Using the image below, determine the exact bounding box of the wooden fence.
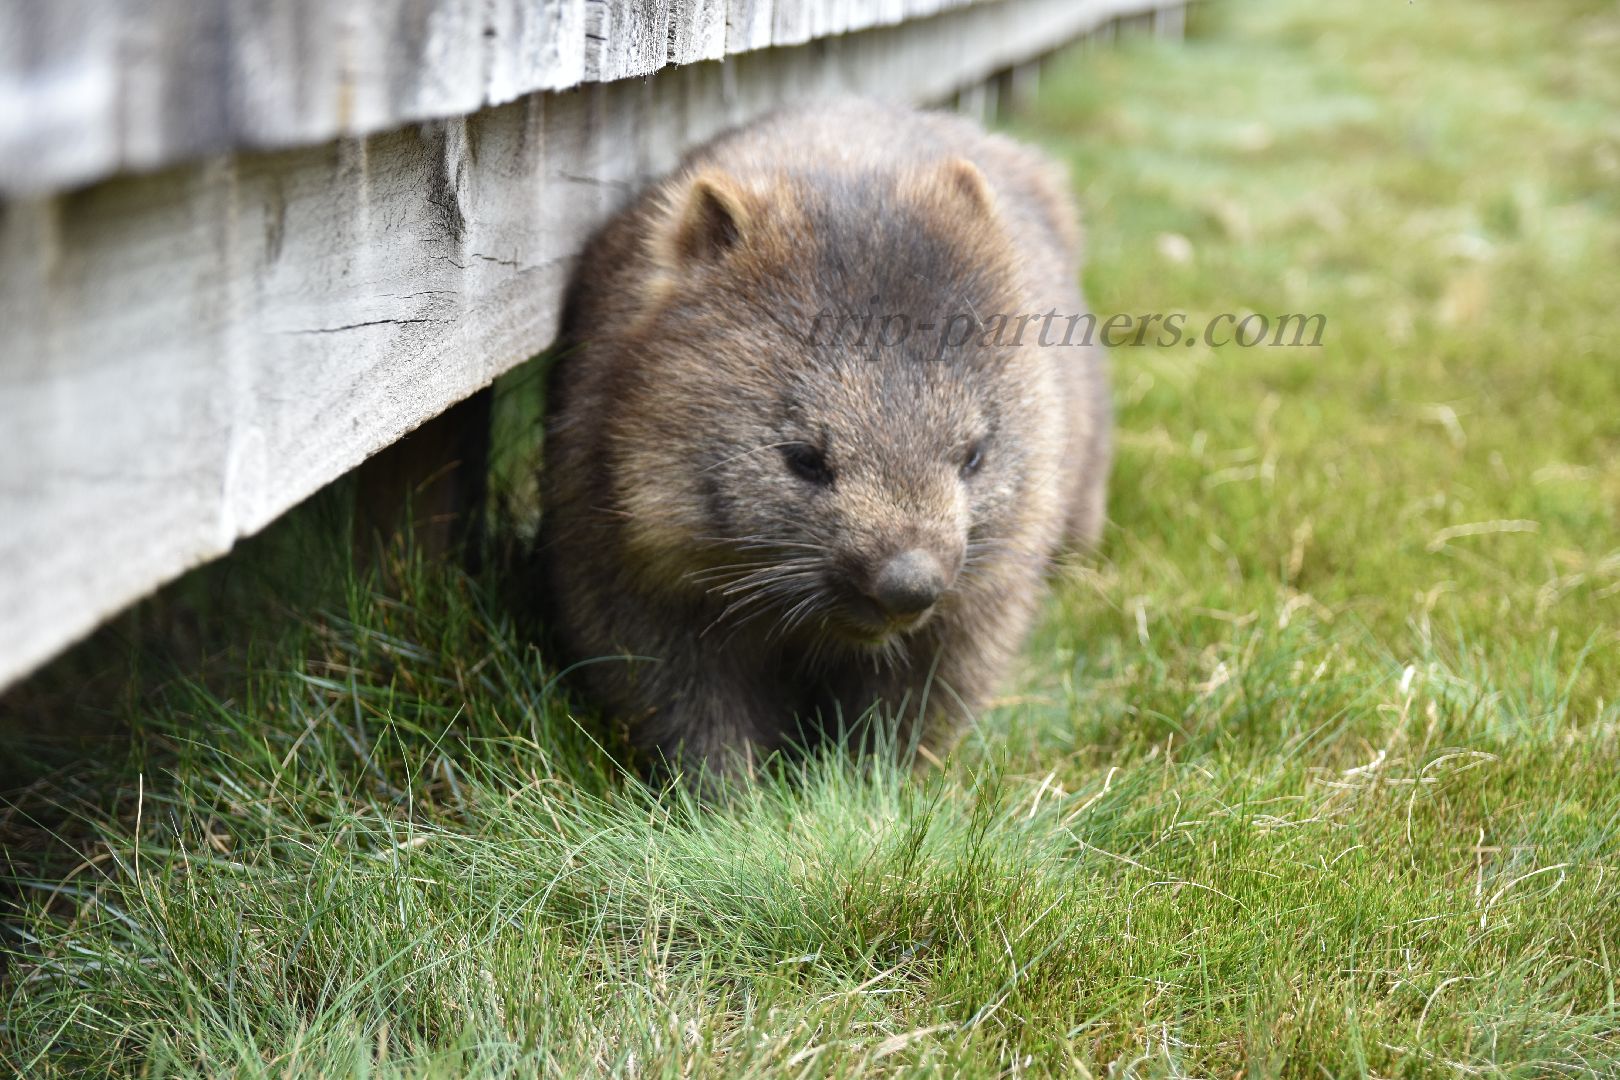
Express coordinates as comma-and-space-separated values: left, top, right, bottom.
0, 0, 1186, 691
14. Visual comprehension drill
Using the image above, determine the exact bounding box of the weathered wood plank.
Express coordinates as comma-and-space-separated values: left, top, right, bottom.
486, 0, 589, 99
2, 0, 1111, 194
772, 0, 814, 47
0, 0, 1186, 689
1153, 4, 1187, 39
584, 0, 672, 82
725, 0, 775, 54
669, 0, 730, 65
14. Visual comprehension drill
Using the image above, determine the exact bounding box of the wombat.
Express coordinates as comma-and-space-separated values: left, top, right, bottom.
537, 98, 1110, 783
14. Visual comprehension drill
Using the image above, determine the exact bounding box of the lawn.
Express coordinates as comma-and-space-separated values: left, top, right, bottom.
4, 0, 1619, 1075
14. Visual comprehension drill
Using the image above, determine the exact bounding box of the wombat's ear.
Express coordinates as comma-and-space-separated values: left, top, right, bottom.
940, 157, 996, 215
659, 171, 751, 267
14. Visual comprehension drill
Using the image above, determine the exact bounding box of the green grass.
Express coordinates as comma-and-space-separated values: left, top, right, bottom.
5, 0, 1620, 1074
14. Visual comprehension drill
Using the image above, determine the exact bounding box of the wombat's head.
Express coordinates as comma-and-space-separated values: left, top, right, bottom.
607, 158, 1063, 647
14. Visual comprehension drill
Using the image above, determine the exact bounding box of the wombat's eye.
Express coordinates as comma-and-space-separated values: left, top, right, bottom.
960, 440, 986, 479
782, 443, 835, 486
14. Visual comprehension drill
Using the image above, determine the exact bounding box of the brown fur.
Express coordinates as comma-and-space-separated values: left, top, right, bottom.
536, 99, 1111, 782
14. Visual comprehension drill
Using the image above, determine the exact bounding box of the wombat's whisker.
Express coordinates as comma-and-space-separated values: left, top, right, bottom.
716, 564, 823, 596
706, 586, 793, 628
730, 538, 834, 556
700, 558, 828, 637
685, 546, 823, 587
770, 606, 815, 644
701, 441, 803, 473
772, 591, 834, 642
707, 584, 823, 645
683, 560, 778, 585
696, 534, 834, 558
710, 568, 822, 606
799, 630, 837, 673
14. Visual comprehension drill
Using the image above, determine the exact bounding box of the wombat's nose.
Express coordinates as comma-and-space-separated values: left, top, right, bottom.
871, 550, 946, 617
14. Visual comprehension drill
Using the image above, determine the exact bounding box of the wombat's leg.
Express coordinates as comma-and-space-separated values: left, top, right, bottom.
634, 668, 791, 793
812, 642, 998, 768
1064, 470, 1109, 551
819, 574, 1044, 767
1061, 346, 1114, 551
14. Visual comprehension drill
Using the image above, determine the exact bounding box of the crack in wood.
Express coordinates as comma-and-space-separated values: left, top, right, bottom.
285, 318, 442, 335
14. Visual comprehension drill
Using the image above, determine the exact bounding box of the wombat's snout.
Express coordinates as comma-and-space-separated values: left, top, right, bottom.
869, 549, 948, 619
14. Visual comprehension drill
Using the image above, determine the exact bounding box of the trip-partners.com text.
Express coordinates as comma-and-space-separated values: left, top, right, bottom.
806, 308, 1327, 360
